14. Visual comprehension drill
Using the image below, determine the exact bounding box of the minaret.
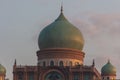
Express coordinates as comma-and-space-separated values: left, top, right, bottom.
14, 59, 17, 68
101, 60, 116, 80
13, 59, 17, 71
13, 59, 17, 80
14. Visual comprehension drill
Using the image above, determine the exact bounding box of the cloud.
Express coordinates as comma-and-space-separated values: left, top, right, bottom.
72, 13, 120, 36
71, 12, 120, 78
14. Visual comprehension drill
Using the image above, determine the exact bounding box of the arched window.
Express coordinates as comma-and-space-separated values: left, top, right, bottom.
69, 61, 72, 66
18, 72, 24, 80
73, 74, 79, 80
59, 61, 64, 66
50, 61, 54, 66
43, 61, 46, 67
29, 72, 34, 80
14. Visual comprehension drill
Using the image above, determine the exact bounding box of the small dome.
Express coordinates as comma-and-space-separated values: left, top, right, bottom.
0, 64, 6, 74
101, 60, 116, 75
38, 11, 84, 51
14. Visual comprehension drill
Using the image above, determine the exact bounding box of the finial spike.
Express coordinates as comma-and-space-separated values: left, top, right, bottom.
61, 2, 63, 13
92, 59, 95, 67
14, 59, 17, 68
14, 59, 16, 65
108, 59, 110, 63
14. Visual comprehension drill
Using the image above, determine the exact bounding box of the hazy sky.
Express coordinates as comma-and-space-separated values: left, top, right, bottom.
0, 0, 120, 79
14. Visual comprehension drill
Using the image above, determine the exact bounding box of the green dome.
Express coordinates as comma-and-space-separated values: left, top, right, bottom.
38, 11, 84, 51
0, 64, 6, 74
101, 61, 116, 75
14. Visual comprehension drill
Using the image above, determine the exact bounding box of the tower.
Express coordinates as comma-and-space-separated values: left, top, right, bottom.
0, 64, 6, 80
101, 60, 116, 80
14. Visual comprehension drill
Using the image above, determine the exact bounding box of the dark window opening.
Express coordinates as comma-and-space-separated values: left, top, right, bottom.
50, 61, 54, 66
59, 61, 64, 66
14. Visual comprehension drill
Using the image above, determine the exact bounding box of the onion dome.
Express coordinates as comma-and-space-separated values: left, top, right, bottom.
38, 6, 84, 51
101, 60, 116, 75
0, 64, 6, 74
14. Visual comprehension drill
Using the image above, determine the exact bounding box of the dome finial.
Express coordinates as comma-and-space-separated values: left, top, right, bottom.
92, 59, 95, 67
61, 2, 63, 13
108, 59, 110, 63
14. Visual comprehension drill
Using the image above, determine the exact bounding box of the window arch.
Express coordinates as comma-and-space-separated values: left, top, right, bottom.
59, 61, 64, 66
50, 61, 54, 66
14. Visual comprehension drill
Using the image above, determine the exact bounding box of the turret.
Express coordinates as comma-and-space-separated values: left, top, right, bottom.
101, 60, 116, 80
13, 59, 17, 68
92, 59, 95, 67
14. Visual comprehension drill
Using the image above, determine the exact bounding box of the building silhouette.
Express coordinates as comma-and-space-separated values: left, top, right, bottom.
13, 6, 116, 80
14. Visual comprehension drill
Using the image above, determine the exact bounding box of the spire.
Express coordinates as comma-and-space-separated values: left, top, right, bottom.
14, 59, 17, 66
55, 4, 67, 21
92, 59, 95, 67
108, 59, 110, 64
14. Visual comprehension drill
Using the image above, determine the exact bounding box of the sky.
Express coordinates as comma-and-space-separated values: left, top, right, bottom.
0, 0, 120, 79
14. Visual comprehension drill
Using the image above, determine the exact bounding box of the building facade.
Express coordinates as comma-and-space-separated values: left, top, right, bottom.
13, 7, 116, 80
